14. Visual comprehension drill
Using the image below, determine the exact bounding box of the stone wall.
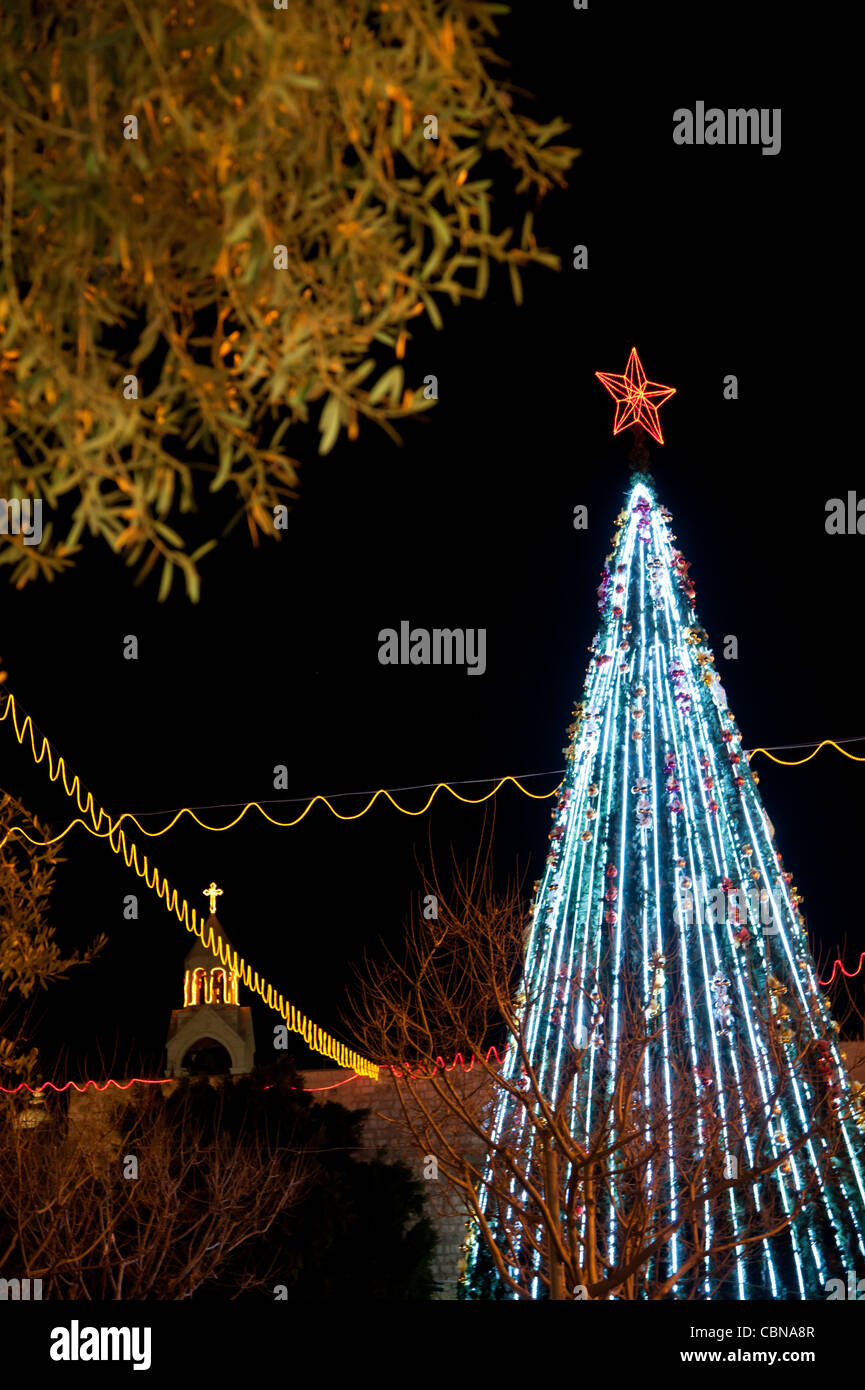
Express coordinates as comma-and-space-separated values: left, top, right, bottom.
65, 1067, 494, 1299
300, 1067, 493, 1300
844, 1040, 865, 1081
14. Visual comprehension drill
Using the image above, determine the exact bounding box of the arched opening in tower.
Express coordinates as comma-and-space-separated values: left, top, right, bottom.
181, 1038, 232, 1075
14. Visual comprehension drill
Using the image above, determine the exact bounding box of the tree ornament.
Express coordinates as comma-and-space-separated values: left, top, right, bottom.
711, 971, 734, 1035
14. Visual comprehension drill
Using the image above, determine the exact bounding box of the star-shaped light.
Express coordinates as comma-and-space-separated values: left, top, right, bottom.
595, 347, 676, 445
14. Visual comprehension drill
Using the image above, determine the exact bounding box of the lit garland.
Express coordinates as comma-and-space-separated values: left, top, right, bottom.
0, 691, 378, 1079
386, 1047, 505, 1078
1, 1078, 171, 1095
1, 734, 860, 855
0, 1049, 507, 1097
465, 476, 865, 1300
748, 740, 865, 766
0, 1074, 366, 1096
1, 673, 862, 855
0, 768, 559, 849
819, 953, 865, 987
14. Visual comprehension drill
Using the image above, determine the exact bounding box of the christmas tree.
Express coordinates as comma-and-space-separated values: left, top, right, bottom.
463, 414, 865, 1299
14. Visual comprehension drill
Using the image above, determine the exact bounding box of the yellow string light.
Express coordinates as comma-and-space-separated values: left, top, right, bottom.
3, 670, 862, 1079
3, 675, 863, 851
747, 740, 865, 766
0, 693, 561, 848
0, 690, 377, 1079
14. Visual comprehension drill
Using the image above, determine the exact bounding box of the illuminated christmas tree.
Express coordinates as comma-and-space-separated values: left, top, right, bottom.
463, 353, 865, 1299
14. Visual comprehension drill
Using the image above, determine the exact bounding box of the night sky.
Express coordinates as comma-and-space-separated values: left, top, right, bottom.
4, 3, 857, 1083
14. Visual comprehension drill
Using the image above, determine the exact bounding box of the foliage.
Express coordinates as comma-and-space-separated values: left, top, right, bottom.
0, 785, 105, 1083
0, 0, 576, 599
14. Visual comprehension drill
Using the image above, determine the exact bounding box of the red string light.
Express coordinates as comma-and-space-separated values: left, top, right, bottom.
0, 1077, 171, 1095
0, 1076, 362, 1096
1, 1050, 507, 1096
818, 952, 865, 987
386, 1047, 504, 1078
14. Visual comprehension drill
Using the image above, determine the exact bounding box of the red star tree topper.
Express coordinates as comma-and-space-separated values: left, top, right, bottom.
595, 347, 676, 445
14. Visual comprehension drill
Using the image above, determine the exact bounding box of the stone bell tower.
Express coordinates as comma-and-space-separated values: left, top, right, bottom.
165, 883, 255, 1077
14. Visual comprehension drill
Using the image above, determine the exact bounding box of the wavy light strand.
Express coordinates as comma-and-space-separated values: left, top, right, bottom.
1, 1048, 506, 1096
1, 724, 862, 856
819, 953, 865, 987
0, 772, 560, 852
0, 690, 378, 1079
747, 740, 865, 767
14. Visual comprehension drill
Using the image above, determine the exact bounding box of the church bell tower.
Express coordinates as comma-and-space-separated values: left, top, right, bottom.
165, 883, 255, 1076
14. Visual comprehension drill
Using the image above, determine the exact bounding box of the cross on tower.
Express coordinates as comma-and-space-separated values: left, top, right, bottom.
203, 882, 223, 915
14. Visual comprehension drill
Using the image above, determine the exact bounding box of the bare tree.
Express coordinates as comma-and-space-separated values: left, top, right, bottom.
0, 1084, 305, 1299
347, 840, 855, 1300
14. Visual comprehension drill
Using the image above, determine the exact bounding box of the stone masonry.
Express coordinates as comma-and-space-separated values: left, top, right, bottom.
301, 1066, 494, 1299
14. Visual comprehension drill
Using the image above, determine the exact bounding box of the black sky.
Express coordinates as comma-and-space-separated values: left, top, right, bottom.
3, 1, 858, 1081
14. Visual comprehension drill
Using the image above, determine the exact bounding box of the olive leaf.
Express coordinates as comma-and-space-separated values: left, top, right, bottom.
0, 0, 577, 600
